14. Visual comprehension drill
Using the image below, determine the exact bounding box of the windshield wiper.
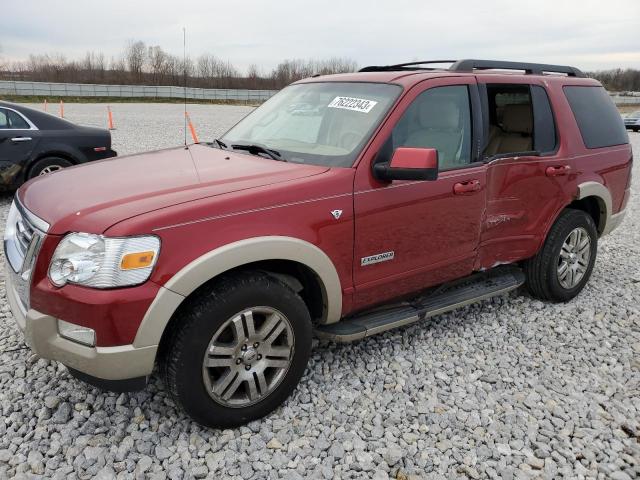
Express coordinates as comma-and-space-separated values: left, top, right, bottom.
231, 143, 286, 161
213, 138, 228, 149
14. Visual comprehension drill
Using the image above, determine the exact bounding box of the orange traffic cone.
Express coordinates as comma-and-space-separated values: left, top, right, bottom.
185, 112, 199, 143
59, 100, 64, 118
107, 106, 115, 130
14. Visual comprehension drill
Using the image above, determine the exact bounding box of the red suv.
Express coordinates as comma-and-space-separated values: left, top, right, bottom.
5, 60, 631, 427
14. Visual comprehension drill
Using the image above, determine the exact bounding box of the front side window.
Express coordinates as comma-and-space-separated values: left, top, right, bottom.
387, 85, 472, 170
0, 108, 30, 130
222, 82, 401, 167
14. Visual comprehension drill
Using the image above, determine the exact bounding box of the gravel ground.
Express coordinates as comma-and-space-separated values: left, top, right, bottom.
0, 106, 638, 479
22, 102, 255, 156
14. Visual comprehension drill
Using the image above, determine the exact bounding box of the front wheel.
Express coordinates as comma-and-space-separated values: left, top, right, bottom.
524, 209, 598, 302
161, 271, 312, 428
28, 157, 73, 179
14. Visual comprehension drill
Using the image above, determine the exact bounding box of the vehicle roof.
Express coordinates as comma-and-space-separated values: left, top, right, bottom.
296, 70, 601, 88
0, 100, 78, 130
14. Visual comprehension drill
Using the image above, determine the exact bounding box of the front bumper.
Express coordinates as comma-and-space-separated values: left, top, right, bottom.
6, 268, 157, 388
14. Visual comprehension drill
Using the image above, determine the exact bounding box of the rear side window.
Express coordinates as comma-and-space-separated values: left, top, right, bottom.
0, 108, 30, 129
563, 86, 628, 149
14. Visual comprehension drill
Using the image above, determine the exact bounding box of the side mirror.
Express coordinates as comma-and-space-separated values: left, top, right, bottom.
373, 147, 439, 181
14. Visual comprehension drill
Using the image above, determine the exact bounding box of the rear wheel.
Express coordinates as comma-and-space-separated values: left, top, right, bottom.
28, 157, 73, 179
524, 209, 598, 302
161, 271, 312, 428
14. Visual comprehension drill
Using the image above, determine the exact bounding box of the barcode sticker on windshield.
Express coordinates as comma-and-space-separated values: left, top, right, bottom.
328, 96, 378, 113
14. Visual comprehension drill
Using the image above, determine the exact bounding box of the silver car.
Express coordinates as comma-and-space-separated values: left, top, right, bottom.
624, 110, 640, 132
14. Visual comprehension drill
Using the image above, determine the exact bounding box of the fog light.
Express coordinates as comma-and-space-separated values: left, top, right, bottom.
58, 320, 96, 347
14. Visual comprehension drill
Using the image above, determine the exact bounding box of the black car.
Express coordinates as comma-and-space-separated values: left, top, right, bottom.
0, 101, 116, 189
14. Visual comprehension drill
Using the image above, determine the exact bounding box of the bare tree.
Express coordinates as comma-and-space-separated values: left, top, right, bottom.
0, 44, 5, 76
124, 40, 146, 82
588, 68, 640, 92
247, 64, 260, 89
147, 45, 168, 85
0, 39, 361, 91
269, 57, 357, 88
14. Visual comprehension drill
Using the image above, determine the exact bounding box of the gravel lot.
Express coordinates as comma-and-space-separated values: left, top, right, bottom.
22, 102, 256, 156
0, 105, 638, 480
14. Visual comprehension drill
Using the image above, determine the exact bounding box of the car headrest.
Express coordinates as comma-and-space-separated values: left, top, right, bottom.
418, 96, 460, 130
501, 104, 533, 135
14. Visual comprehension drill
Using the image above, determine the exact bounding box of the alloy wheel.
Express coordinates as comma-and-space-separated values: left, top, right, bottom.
39, 165, 63, 175
557, 226, 591, 289
202, 306, 295, 408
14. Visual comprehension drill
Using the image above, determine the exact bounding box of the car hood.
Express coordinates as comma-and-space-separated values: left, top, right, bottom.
19, 144, 329, 235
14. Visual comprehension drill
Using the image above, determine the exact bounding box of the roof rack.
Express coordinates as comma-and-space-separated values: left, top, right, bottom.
359, 60, 457, 72
450, 59, 585, 77
358, 59, 585, 78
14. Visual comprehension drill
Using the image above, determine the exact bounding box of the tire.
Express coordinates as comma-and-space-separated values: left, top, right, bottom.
28, 157, 73, 179
524, 208, 598, 302
161, 271, 312, 428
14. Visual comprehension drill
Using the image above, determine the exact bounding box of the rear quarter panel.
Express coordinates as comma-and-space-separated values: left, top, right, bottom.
551, 80, 632, 214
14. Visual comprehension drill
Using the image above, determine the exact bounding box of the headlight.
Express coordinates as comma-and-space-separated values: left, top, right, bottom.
48, 233, 160, 288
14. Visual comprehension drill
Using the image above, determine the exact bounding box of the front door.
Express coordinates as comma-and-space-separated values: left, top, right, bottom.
352, 77, 486, 310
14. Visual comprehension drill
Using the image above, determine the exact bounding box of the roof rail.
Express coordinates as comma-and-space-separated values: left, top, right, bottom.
359, 60, 457, 72
449, 59, 585, 77
358, 59, 585, 77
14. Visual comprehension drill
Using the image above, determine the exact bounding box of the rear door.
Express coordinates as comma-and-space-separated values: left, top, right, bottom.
477, 79, 575, 268
0, 107, 41, 177
352, 76, 486, 310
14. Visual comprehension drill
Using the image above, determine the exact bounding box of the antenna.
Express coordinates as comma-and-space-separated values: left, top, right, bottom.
183, 27, 187, 148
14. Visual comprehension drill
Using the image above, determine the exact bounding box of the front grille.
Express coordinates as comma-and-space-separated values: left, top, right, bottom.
3, 200, 48, 311
14, 216, 35, 257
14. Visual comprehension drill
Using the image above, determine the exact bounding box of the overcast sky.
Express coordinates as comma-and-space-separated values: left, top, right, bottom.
1, 0, 639, 73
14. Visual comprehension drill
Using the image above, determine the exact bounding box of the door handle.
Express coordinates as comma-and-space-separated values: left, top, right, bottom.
545, 165, 571, 177
11, 137, 32, 142
453, 179, 481, 195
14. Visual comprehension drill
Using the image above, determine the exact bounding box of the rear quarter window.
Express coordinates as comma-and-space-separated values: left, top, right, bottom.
563, 86, 628, 149
0, 108, 30, 129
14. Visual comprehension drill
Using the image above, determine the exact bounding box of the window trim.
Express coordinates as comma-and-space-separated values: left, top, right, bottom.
0, 107, 39, 131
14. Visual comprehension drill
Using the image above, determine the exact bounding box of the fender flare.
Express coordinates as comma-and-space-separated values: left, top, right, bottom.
133, 236, 343, 348
576, 181, 612, 235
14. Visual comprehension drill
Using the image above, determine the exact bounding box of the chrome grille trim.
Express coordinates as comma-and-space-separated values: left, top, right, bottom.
3, 199, 48, 311
15, 197, 50, 233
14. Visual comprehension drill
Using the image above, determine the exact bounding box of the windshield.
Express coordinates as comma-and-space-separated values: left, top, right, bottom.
222, 82, 401, 167
629, 111, 640, 118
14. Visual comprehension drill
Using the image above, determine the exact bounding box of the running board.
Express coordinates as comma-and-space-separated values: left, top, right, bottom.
315, 267, 525, 342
